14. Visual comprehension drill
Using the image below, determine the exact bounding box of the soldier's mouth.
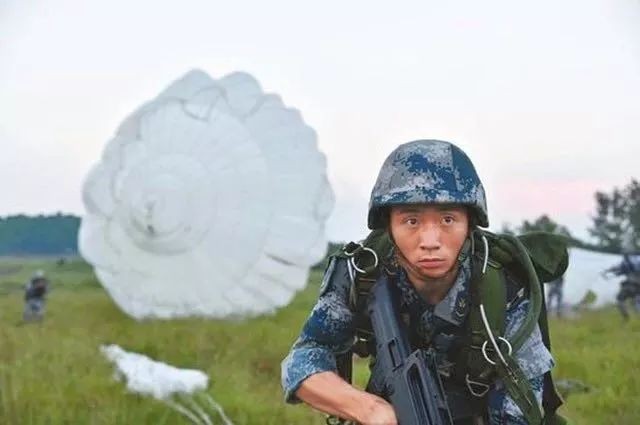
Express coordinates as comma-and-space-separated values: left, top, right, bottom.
417, 259, 446, 269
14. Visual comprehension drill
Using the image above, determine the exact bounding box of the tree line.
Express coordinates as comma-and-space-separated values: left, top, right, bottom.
501, 178, 640, 254
2, 179, 638, 256
0, 213, 79, 255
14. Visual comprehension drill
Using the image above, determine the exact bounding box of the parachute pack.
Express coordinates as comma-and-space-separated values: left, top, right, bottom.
331, 229, 570, 425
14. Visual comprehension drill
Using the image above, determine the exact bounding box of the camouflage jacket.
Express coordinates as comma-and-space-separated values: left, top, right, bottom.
281, 256, 554, 424
24, 278, 49, 300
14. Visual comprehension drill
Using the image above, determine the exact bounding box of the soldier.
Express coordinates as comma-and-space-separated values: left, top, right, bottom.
23, 270, 49, 322
546, 275, 565, 317
606, 253, 640, 320
281, 140, 565, 424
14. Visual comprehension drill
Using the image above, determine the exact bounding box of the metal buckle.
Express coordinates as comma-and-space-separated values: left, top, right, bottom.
343, 242, 379, 274
465, 374, 490, 397
350, 247, 379, 274
479, 304, 513, 367
481, 337, 513, 366
343, 242, 362, 257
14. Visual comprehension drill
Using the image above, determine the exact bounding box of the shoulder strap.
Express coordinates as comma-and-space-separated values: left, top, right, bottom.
332, 230, 394, 357
333, 229, 568, 424
465, 237, 542, 424
464, 258, 507, 390
537, 277, 568, 425
470, 231, 570, 425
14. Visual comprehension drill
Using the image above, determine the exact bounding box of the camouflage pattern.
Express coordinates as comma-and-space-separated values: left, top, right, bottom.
368, 140, 488, 229
23, 277, 48, 322
606, 255, 640, 320
280, 257, 554, 424
23, 298, 45, 322
488, 375, 544, 425
547, 276, 565, 316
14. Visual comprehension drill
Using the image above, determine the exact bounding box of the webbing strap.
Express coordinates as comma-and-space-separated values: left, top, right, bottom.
332, 229, 567, 424
464, 254, 506, 396
537, 272, 566, 421
495, 355, 544, 425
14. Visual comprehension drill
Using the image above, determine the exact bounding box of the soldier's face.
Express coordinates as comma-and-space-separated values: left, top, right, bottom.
389, 205, 469, 280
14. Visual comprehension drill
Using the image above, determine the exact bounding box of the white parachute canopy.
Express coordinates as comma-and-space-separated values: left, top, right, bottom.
80, 70, 334, 319
559, 247, 621, 307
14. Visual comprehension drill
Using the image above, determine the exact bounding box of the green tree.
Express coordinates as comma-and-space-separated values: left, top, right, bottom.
589, 179, 640, 252
518, 214, 572, 237
0, 213, 80, 255
500, 222, 516, 235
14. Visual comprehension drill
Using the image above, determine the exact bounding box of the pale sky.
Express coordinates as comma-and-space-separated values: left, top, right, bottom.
1, 0, 639, 242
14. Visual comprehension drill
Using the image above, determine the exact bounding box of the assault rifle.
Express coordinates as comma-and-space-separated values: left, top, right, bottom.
367, 273, 453, 425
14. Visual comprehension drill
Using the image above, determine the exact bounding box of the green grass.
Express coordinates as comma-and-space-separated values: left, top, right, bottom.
550, 308, 640, 423
0, 257, 638, 424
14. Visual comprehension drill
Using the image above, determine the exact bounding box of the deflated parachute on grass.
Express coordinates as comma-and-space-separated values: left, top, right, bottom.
101, 344, 209, 400
100, 344, 233, 425
80, 70, 334, 319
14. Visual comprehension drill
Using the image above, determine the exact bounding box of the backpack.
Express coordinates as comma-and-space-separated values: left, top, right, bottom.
28, 278, 48, 298
331, 229, 570, 425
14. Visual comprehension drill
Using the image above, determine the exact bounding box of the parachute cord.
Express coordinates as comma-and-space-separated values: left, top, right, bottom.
469, 229, 489, 274
481, 234, 489, 275
184, 396, 213, 425
162, 399, 205, 425
202, 394, 235, 425
479, 304, 509, 366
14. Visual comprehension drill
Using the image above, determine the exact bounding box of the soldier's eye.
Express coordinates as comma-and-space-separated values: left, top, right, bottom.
406, 218, 418, 226
442, 216, 455, 225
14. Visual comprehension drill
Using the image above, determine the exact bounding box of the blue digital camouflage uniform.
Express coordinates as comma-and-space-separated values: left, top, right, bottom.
281, 139, 555, 423
609, 255, 640, 319
23, 275, 49, 322
281, 255, 554, 424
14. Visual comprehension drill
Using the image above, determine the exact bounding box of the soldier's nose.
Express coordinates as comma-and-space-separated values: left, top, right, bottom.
419, 226, 441, 250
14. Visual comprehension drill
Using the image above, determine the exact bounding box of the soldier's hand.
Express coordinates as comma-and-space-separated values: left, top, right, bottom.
357, 393, 397, 425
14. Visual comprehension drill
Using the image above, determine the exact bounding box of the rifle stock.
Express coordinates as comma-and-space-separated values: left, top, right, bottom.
367, 274, 453, 425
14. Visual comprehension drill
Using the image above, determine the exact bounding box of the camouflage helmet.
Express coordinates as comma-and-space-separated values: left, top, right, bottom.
368, 139, 488, 229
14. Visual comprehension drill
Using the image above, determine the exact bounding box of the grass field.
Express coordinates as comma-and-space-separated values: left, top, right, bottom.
0, 257, 638, 424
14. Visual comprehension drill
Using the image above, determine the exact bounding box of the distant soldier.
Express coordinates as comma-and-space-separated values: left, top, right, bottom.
23, 270, 50, 322
547, 274, 565, 317
605, 253, 640, 321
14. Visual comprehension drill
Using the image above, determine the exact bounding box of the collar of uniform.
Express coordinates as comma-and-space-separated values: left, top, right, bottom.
432, 256, 471, 326
395, 255, 472, 327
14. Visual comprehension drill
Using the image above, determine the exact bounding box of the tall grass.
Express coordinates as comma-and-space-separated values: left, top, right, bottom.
0, 257, 637, 424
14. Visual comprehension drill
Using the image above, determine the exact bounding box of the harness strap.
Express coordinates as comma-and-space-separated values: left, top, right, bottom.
466, 273, 544, 425
495, 354, 544, 425
462, 257, 507, 397
537, 275, 568, 425
330, 229, 568, 424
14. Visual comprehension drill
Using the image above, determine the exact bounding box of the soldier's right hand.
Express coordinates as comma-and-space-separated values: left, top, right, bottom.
356, 393, 398, 425
295, 372, 397, 425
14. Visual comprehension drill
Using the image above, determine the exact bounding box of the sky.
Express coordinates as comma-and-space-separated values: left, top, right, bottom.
1, 0, 639, 243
